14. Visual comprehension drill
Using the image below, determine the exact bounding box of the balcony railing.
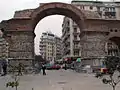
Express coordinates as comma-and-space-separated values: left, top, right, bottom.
73, 39, 80, 42
73, 32, 80, 35
73, 46, 81, 50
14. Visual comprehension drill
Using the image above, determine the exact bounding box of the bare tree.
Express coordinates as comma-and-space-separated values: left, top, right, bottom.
96, 56, 120, 90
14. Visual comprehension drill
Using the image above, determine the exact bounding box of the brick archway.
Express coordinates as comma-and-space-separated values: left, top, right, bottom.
105, 34, 120, 57
30, 2, 86, 30
1, 2, 120, 67
106, 33, 120, 46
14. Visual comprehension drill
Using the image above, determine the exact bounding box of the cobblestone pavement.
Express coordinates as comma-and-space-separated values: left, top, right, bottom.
0, 69, 120, 90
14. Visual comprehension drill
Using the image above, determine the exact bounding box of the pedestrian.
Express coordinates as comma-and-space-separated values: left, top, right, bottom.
1, 59, 7, 76
42, 64, 46, 75
35, 63, 39, 74
64, 63, 67, 70
18, 63, 24, 76
0, 59, 2, 74
39, 63, 42, 74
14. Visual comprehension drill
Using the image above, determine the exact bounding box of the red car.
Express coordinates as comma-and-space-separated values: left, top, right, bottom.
51, 64, 61, 70
100, 68, 108, 74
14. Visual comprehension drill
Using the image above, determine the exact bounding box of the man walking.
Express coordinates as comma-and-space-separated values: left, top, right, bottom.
1, 59, 7, 76
18, 63, 24, 76
0, 59, 2, 75
42, 64, 46, 75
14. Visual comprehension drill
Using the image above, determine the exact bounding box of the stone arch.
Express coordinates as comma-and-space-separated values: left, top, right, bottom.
30, 2, 86, 30
104, 33, 120, 56
106, 33, 120, 46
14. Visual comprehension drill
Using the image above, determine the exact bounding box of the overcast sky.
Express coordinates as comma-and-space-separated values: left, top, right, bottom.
0, 0, 116, 55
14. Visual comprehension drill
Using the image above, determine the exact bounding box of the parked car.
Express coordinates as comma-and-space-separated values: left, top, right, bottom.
100, 68, 108, 74
45, 64, 52, 70
51, 64, 61, 70
45, 64, 61, 70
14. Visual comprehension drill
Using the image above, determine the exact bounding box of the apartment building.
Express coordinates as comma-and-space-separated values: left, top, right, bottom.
39, 31, 62, 63
55, 36, 62, 60
62, 0, 120, 60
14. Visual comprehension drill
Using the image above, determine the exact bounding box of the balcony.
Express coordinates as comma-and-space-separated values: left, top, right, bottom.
65, 49, 70, 55
62, 33, 70, 42
73, 32, 80, 35
65, 42, 70, 47
39, 44, 46, 47
73, 39, 80, 42
72, 21, 77, 27
73, 46, 80, 50
104, 12, 116, 19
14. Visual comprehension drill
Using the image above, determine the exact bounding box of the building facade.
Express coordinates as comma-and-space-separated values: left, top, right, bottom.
62, 17, 81, 58
55, 36, 62, 60
39, 31, 62, 63
62, 0, 120, 66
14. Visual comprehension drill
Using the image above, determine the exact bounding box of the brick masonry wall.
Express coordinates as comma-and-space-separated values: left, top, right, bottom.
80, 31, 107, 58
6, 31, 34, 66
14, 9, 34, 18
0, 38, 8, 58
80, 31, 108, 66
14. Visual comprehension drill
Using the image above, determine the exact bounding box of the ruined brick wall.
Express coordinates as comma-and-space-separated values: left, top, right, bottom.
0, 38, 8, 58
81, 31, 107, 58
6, 31, 34, 66
14, 9, 34, 18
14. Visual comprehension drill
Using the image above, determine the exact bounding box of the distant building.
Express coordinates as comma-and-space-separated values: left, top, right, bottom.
62, 16, 81, 59
55, 36, 62, 60
39, 31, 62, 63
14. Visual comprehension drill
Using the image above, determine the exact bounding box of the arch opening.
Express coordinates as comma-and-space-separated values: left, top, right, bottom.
34, 15, 63, 55
106, 37, 120, 57
31, 2, 85, 63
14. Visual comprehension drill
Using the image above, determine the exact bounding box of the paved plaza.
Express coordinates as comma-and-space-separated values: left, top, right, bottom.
0, 70, 120, 90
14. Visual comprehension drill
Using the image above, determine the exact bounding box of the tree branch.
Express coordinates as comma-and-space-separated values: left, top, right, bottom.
116, 79, 120, 85
110, 75, 114, 86
108, 82, 112, 86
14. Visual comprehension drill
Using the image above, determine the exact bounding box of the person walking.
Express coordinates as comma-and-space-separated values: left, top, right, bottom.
1, 59, 7, 76
18, 63, 24, 76
64, 63, 67, 70
35, 63, 39, 74
0, 59, 2, 75
39, 63, 42, 74
42, 64, 46, 75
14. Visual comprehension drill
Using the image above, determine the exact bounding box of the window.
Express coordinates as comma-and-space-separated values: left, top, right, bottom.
74, 27, 77, 32
112, 7, 115, 12
115, 29, 117, 32
105, 7, 109, 11
110, 29, 113, 32
74, 51, 79, 56
83, 6, 84, 9
74, 35, 77, 40
97, 7, 100, 11
67, 21, 69, 26
90, 6, 93, 10
81, 6, 84, 9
